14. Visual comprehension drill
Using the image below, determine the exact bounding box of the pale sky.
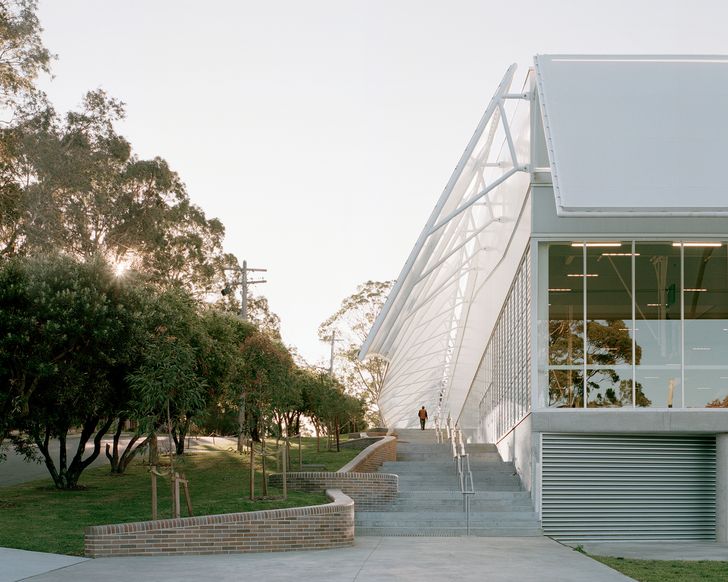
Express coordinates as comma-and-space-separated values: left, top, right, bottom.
36, 0, 728, 365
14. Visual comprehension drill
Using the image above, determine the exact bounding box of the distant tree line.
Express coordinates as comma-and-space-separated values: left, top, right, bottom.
0, 0, 364, 489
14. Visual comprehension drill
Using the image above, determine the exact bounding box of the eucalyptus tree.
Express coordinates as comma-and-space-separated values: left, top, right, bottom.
319, 280, 393, 425
0, 255, 142, 488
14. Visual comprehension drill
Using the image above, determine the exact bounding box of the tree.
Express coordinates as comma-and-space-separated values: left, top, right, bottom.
0, 0, 52, 114
319, 280, 393, 425
238, 332, 294, 442
0, 89, 229, 296
0, 255, 141, 488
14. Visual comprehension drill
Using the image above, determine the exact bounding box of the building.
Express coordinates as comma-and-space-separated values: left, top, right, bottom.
360, 55, 728, 542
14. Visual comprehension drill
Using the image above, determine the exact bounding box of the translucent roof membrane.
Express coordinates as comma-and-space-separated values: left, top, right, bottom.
361, 65, 532, 427
535, 55, 728, 216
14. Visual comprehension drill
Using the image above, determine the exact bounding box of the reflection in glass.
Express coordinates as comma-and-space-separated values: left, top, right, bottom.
585, 243, 638, 407
635, 243, 682, 407
548, 243, 584, 407
683, 243, 728, 407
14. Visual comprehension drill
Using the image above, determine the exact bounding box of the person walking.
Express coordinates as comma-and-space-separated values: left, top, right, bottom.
418, 406, 428, 430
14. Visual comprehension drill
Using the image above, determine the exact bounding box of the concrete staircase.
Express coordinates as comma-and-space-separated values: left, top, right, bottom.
355, 428, 542, 537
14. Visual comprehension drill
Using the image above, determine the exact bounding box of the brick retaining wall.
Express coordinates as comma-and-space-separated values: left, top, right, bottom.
84, 489, 353, 557
339, 435, 396, 473
268, 436, 398, 510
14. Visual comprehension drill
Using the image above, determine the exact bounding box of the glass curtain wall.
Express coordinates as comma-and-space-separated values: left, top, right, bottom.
544, 240, 728, 408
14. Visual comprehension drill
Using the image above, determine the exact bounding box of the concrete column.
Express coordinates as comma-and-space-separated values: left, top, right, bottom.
717, 434, 728, 543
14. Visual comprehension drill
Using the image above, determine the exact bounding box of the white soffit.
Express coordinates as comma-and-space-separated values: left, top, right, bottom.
534, 55, 728, 216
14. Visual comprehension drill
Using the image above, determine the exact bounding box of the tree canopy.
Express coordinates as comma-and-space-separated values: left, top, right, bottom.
319, 280, 393, 425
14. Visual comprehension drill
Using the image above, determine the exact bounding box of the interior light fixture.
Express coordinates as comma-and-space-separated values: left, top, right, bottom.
691, 347, 712, 351
601, 252, 640, 257
571, 242, 622, 247
684, 288, 707, 292
644, 376, 659, 380
548, 288, 572, 292
646, 303, 667, 307
672, 242, 722, 247
567, 273, 598, 277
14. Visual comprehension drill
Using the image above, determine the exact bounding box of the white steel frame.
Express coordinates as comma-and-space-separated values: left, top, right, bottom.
360, 64, 531, 427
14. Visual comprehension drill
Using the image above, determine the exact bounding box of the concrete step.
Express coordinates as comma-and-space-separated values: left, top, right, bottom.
355, 526, 544, 537
394, 490, 532, 500
356, 510, 539, 522
387, 500, 535, 511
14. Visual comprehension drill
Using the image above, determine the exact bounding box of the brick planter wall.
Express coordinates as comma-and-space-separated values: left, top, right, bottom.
339, 435, 396, 473
268, 436, 399, 510
84, 489, 353, 557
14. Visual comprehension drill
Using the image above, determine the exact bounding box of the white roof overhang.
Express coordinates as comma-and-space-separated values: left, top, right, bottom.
534, 54, 728, 217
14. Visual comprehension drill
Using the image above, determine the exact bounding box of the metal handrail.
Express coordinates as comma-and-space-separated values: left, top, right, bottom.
446, 419, 475, 534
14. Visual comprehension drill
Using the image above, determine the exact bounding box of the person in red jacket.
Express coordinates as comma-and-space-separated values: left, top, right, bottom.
418, 406, 428, 430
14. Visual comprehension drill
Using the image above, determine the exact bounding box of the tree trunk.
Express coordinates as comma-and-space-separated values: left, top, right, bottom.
172, 420, 189, 455
34, 417, 114, 489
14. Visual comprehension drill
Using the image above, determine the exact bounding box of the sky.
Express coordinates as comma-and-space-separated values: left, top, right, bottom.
35, 0, 728, 365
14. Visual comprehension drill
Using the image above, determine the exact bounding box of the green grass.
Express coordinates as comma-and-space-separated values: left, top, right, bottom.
593, 556, 728, 581
0, 438, 359, 556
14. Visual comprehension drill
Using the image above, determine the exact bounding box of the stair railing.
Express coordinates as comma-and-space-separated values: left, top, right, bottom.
448, 424, 475, 534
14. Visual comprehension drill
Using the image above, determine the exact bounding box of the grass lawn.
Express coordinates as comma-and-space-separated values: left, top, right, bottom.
0, 437, 360, 556
593, 556, 728, 581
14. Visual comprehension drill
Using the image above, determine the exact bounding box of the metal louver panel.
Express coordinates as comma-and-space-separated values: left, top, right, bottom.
542, 433, 716, 542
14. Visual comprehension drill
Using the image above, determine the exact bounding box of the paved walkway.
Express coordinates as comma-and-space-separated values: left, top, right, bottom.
3, 537, 632, 582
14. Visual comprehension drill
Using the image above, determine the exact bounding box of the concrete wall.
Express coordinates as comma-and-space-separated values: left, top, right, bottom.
495, 414, 533, 494
85, 489, 353, 557
531, 409, 728, 433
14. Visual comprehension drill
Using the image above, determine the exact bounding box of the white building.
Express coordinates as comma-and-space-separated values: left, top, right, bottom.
360, 55, 728, 542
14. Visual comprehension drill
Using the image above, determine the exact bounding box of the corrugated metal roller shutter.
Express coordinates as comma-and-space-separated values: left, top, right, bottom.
542, 433, 716, 542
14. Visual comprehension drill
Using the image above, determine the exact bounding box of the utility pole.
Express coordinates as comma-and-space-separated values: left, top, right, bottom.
328, 331, 342, 452
329, 330, 336, 375
223, 260, 266, 453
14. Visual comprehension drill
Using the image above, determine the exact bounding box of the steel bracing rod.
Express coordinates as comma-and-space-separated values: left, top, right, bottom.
416, 217, 498, 284
384, 341, 458, 386
426, 167, 519, 237
381, 208, 486, 356
498, 102, 519, 169
383, 362, 450, 392
378, 257, 474, 356
375, 205, 477, 357
469, 184, 531, 301
359, 64, 517, 359
410, 194, 484, 294
414, 199, 485, 283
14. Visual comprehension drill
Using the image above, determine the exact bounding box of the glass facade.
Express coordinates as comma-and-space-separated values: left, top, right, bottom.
542, 241, 728, 408
471, 252, 531, 442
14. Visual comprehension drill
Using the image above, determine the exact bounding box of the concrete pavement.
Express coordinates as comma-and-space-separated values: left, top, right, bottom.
0, 548, 86, 582
4, 537, 633, 582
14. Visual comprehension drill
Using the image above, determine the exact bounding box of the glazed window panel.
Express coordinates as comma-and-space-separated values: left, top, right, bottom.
683, 243, 728, 408
547, 242, 584, 407
634, 242, 682, 408
585, 242, 634, 407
